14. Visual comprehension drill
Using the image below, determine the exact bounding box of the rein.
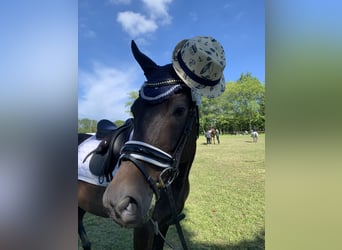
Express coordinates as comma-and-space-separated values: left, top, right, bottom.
118, 102, 198, 249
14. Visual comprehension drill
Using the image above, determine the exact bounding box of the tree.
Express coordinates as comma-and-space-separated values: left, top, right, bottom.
199, 73, 265, 133
78, 118, 97, 133
125, 91, 139, 115
114, 120, 126, 127
231, 73, 265, 131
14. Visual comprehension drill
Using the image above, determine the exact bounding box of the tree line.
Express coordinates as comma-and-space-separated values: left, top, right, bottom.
200, 73, 265, 134
78, 73, 265, 134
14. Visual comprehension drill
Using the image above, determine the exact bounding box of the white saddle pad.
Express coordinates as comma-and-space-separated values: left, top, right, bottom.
78, 135, 118, 187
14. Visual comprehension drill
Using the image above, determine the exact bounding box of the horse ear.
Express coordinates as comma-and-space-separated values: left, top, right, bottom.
131, 40, 158, 79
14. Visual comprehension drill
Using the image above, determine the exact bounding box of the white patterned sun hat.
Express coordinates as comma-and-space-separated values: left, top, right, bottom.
172, 36, 226, 98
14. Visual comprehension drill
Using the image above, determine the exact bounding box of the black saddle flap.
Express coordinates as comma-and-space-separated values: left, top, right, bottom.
89, 154, 106, 176
89, 137, 112, 176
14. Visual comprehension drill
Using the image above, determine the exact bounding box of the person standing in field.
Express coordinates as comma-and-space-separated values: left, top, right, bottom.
205, 129, 211, 144
215, 128, 220, 144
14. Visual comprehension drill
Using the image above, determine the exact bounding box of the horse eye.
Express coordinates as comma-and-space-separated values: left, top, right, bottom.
173, 107, 186, 117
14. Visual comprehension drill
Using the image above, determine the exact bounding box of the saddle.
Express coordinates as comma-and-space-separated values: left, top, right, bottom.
96, 119, 118, 139
82, 118, 134, 183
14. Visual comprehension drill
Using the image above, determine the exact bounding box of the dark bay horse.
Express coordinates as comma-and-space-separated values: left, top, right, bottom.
78, 41, 199, 250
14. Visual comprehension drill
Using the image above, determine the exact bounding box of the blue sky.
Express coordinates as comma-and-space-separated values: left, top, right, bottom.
78, 0, 265, 121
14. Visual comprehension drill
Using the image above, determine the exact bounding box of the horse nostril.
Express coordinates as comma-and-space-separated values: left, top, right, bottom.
125, 201, 137, 213
117, 196, 138, 213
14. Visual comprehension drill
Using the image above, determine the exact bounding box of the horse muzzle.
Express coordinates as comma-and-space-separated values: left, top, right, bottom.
102, 162, 157, 228
103, 191, 154, 228
102, 140, 176, 228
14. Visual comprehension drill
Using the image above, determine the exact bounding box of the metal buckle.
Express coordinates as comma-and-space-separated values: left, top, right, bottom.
158, 167, 178, 188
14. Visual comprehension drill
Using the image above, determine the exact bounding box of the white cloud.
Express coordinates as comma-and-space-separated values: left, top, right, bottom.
235, 11, 244, 22
189, 11, 198, 22
116, 0, 173, 37
79, 23, 97, 39
142, 0, 172, 24
117, 11, 158, 37
84, 29, 96, 38
224, 3, 232, 9
78, 63, 140, 121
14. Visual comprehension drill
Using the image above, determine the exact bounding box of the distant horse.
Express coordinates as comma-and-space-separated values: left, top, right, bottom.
210, 128, 216, 144
251, 131, 259, 142
78, 41, 199, 250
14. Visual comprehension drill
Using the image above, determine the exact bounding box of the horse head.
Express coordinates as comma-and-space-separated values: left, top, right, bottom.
102, 41, 198, 228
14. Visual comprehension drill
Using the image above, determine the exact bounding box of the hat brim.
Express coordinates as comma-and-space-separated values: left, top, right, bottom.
172, 40, 225, 98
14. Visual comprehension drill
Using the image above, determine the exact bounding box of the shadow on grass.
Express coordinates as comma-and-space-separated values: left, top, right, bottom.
185, 229, 265, 250
166, 218, 264, 250
244, 141, 256, 143
168, 227, 265, 250
79, 213, 264, 249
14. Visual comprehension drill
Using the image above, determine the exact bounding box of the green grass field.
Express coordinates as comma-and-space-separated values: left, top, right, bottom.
79, 134, 265, 249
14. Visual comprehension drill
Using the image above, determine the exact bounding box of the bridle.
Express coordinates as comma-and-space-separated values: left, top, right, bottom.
118, 100, 199, 249
119, 100, 198, 199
